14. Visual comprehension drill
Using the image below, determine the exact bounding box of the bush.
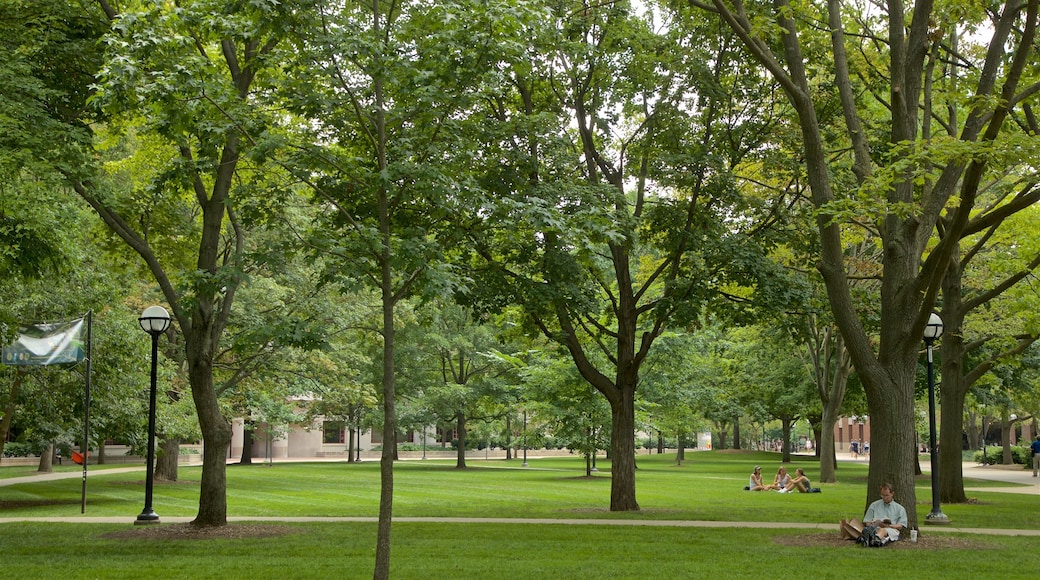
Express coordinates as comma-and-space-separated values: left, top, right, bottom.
393, 443, 427, 452
973, 445, 1031, 466
2, 442, 36, 457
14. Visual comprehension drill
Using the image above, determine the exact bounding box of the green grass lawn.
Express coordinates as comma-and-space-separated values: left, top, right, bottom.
1, 451, 1037, 578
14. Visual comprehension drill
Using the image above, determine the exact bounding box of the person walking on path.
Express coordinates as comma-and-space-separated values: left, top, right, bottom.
1030, 435, 1040, 477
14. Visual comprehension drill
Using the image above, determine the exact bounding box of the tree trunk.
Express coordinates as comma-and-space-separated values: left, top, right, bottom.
374, 249, 399, 580
239, 424, 254, 465
455, 412, 467, 469
938, 332, 970, 500
862, 369, 920, 525
936, 250, 972, 502
608, 390, 639, 511
819, 406, 841, 483
780, 419, 792, 463
186, 353, 231, 527
676, 431, 686, 462
348, 423, 356, 464
0, 369, 24, 463
38, 443, 54, 473
97, 441, 107, 465
939, 248, 1040, 501
818, 357, 850, 483
505, 415, 512, 460
715, 421, 729, 450
1001, 420, 1014, 465
732, 419, 741, 450
811, 325, 851, 483
156, 437, 180, 482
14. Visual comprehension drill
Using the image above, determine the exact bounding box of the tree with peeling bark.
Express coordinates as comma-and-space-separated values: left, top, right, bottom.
688, 0, 1040, 523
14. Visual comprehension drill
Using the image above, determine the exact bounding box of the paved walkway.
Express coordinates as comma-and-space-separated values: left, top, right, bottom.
960, 461, 1040, 494
2, 459, 1038, 535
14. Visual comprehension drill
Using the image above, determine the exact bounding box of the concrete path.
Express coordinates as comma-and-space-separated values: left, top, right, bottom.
960, 461, 1040, 495
2, 459, 1038, 536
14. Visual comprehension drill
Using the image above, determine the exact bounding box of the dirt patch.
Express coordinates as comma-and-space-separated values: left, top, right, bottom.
101, 522, 297, 541
774, 531, 986, 550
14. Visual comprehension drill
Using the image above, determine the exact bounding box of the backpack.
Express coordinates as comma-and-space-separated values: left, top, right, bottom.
856, 525, 886, 547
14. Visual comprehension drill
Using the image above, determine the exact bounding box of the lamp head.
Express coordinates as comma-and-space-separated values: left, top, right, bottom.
139, 305, 171, 335
923, 312, 944, 341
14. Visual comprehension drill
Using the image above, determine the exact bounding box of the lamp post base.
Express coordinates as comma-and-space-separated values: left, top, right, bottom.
135, 510, 161, 525
924, 511, 951, 525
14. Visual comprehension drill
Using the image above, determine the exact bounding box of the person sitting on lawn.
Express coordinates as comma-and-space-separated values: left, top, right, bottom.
748, 466, 769, 491
781, 467, 811, 493
770, 466, 790, 491
840, 482, 908, 543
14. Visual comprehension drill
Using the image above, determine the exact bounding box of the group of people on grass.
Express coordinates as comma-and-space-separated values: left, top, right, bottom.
748, 465, 910, 545
748, 465, 812, 493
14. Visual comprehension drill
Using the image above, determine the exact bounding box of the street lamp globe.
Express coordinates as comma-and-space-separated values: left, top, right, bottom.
139, 306, 171, 335
923, 312, 944, 341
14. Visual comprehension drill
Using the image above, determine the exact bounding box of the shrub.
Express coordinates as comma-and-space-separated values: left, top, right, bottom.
973, 445, 1031, 466
2, 442, 36, 457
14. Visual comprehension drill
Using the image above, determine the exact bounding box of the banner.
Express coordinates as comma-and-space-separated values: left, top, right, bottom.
2, 318, 86, 366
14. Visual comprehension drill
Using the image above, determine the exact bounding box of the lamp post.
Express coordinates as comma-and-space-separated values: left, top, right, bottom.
923, 312, 950, 525
522, 407, 528, 467
136, 305, 170, 525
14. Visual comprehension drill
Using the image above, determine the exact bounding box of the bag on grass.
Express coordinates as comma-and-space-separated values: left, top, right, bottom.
856, 525, 886, 547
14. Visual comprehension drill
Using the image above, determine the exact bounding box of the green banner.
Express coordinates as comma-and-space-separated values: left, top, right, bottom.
2, 318, 85, 366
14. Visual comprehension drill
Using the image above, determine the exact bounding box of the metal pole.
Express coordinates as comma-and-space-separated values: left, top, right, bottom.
136, 331, 161, 525
925, 339, 949, 524
82, 310, 92, 514
522, 408, 528, 467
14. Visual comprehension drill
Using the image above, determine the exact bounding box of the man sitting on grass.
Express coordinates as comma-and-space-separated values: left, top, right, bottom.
840, 482, 908, 544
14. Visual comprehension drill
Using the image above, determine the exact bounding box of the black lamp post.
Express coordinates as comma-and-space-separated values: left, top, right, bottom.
136, 305, 170, 525
923, 312, 950, 525
522, 407, 528, 467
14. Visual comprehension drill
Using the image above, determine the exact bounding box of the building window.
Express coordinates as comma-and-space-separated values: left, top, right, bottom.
323, 421, 345, 444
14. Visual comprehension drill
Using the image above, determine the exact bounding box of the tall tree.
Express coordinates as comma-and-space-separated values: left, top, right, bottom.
411, 303, 514, 469
692, 0, 1040, 523
466, 0, 795, 512
938, 202, 1040, 501
276, 2, 539, 575
79, 0, 292, 526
